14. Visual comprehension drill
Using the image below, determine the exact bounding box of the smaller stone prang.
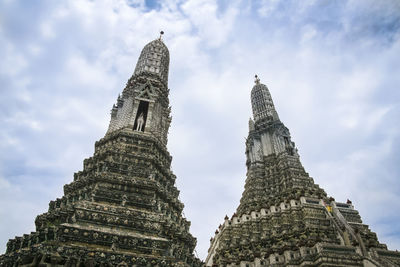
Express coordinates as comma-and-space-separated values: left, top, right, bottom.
205, 77, 400, 267
106, 38, 173, 146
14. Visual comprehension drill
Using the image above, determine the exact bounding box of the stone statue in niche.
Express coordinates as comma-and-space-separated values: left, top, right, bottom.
136, 113, 144, 131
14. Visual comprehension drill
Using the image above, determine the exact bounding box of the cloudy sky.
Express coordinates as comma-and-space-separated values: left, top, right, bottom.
1, 0, 399, 260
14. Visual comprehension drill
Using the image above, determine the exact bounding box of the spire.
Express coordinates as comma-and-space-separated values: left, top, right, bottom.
250, 75, 279, 123
106, 36, 172, 145
159, 30, 164, 41
133, 33, 170, 85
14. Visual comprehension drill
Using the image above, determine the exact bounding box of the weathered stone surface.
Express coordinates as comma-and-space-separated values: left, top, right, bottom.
0, 37, 202, 267
205, 77, 400, 267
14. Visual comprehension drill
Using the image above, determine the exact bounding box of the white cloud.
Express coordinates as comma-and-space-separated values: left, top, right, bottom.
4, 112, 43, 132
181, 0, 239, 47
0, 176, 10, 190
0, 41, 28, 76
258, 0, 280, 17
40, 21, 56, 39
27, 44, 42, 56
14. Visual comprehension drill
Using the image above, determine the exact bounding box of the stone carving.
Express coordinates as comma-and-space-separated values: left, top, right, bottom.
121, 194, 127, 207
135, 112, 144, 131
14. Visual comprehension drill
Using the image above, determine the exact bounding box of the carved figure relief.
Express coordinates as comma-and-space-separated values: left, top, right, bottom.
135, 113, 144, 131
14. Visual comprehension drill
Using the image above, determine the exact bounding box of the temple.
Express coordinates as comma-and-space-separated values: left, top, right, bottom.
1, 34, 399, 267
205, 76, 400, 267
0, 35, 202, 266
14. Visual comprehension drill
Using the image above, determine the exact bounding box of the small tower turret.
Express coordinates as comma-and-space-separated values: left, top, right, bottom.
206, 75, 400, 266
133, 32, 169, 85
106, 33, 172, 145
250, 75, 279, 123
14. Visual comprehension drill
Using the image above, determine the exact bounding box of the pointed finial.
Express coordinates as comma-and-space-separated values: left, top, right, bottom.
159, 30, 164, 40
254, 74, 260, 85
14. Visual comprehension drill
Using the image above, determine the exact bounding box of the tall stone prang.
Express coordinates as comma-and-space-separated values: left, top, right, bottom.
0, 35, 202, 266
205, 75, 400, 267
